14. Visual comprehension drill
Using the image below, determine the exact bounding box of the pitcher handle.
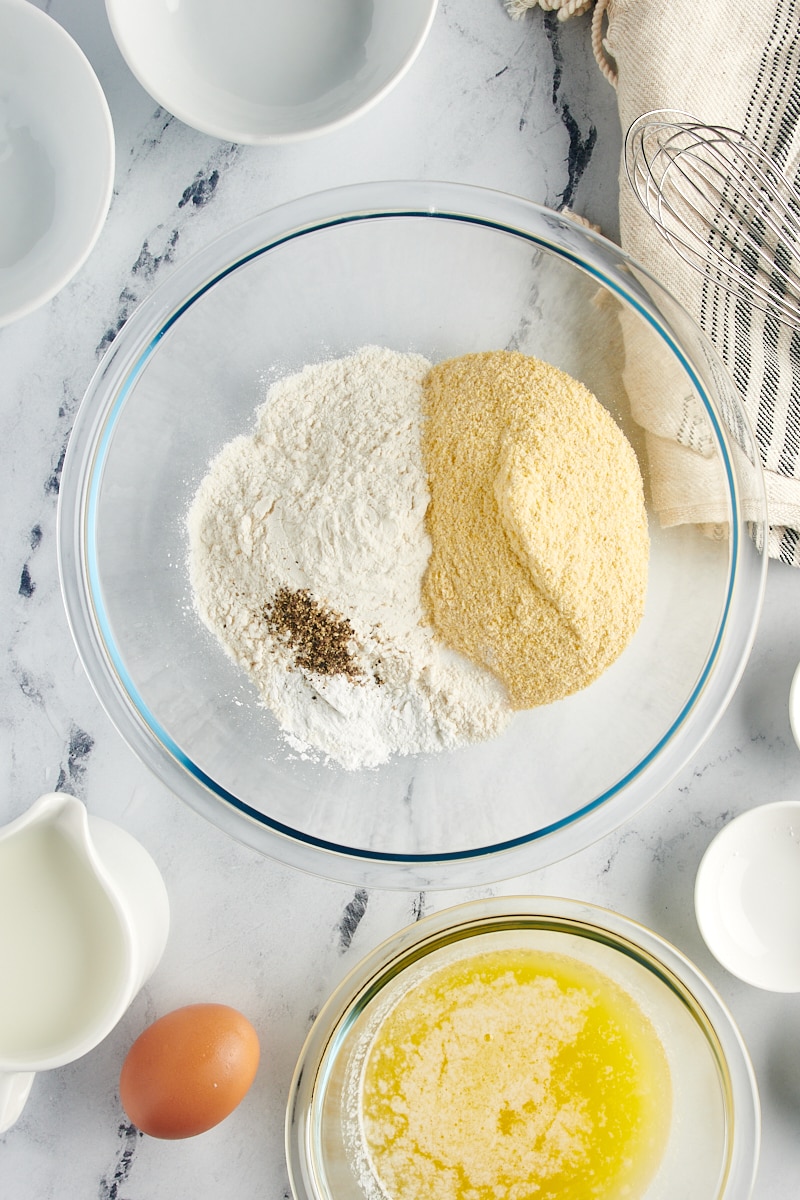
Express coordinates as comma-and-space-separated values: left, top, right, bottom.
0, 1070, 36, 1133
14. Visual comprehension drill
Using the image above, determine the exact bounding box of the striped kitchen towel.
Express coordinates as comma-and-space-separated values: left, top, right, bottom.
508, 0, 800, 564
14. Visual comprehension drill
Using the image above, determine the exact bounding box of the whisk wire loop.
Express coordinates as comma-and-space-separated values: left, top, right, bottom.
625, 111, 800, 329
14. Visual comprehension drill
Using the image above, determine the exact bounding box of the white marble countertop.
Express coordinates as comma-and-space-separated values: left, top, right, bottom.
2, 2, 800, 1197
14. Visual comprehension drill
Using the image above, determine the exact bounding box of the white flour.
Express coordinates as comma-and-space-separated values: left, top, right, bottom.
187, 346, 510, 770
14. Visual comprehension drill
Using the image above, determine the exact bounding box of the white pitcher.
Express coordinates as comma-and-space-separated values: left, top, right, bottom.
0, 792, 170, 1132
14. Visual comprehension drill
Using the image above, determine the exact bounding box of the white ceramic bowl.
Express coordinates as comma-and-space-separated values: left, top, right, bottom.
105, 0, 438, 144
695, 800, 800, 992
0, 0, 114, 327
789, 659, 800, 750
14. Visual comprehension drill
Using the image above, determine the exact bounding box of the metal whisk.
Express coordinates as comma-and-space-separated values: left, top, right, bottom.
624, 110, 800, 329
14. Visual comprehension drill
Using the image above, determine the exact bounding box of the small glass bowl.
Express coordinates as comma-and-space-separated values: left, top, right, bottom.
286, 896, 759, 1200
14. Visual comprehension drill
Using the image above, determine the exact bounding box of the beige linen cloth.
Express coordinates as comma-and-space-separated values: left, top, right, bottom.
507, 0, 800, 563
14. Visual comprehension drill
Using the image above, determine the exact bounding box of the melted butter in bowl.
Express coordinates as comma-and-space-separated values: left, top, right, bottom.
354, 949, 671, 1200
287, 898, 759, 1200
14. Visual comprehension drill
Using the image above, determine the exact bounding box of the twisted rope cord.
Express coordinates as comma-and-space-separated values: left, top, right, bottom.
504, 0, 618, 87
506, 0, 592, 18
591, 0, 617, 87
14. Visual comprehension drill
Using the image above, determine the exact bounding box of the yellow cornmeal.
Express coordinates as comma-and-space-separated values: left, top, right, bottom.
359, 949, 672, 1200
421, 351, 649, 708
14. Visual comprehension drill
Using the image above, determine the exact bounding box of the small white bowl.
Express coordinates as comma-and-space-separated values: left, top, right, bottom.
0, 0, 114, 328
105, 0, 439, 145
789, 659, 800, 751
695, 800, 800, 991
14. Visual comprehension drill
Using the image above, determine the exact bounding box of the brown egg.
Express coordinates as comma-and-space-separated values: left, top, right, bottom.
119, 1003, 260, 1138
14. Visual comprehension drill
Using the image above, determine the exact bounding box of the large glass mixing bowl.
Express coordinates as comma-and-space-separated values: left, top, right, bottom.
57, 182, 767, 888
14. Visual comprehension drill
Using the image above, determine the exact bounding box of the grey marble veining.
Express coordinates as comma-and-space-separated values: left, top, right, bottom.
2, 1, 800, 1197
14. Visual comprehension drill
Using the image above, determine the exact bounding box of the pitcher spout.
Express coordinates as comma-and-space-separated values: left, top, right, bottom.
0, 1071, 35, 1134
0, 793, 169, 1131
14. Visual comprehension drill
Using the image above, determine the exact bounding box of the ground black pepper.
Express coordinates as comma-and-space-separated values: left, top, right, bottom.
264, 587, 362, 680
